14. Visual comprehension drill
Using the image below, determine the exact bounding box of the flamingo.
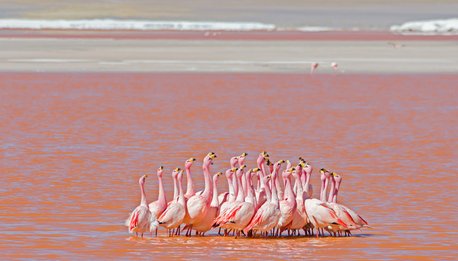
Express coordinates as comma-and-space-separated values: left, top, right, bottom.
214, 165, 255, 238
215, 167, 237, 236
289, 167, 308, 235
331, 172, 369, 231
311, 62, 319, 73
277, 167, 297, 236
244, 160, 281, 237
148, 166, 167, 236
125, 174, 152, 238
185, 152, 216, 236
157, 168, 186, 236
192, 172, 223, 235
325, 172, 358, 236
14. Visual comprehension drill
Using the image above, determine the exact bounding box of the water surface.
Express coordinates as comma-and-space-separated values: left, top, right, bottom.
0, 73, 457, 260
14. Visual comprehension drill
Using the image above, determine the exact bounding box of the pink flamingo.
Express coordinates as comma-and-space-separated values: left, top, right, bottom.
244, 160, 282, 237
192, 172, 223, 235
148, 166, 167, 236
331, 62, 339, 71
325, 172, 358, 236
255, 152, 270, 210
319, 168, 330, 201
215, 167, 237, 236
302, 161, 313, 199
289, 167, 308, 235
215, 165, 255, 238
185, 152, 217, 236
125, 174, 152, 238
277, 167, 297, 236
311, 62, 319, 73
331, 172, 369, 231
158, 168, 186, 236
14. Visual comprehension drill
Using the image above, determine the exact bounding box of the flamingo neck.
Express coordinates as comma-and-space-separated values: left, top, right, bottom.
284, 175, 294, 202
157, 176, 166, 205
246, 173, 255, 202
226, 175, 236, 202
236, 173, 245, 202
304, 170, 311, 192
320, 175, 327, 201
276, 169, 284, 201
333, 180, 341, 203
271, 172, 279, 205
211, 177, 219, 207
328, 177, 336, 202
177, 174, 185, 205
201, 164, 213, 201
172, 174, 178, 201
241, 171, 247, 200
185, 167, 195, 197
232, 174, 238, 199
294, 175, 304, 200
140, 181, 148, 207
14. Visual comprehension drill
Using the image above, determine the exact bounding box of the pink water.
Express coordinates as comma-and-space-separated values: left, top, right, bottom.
1, 73, 457, 260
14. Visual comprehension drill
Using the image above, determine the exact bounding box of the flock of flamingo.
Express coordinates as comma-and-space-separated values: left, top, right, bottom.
125, 152, 369, 238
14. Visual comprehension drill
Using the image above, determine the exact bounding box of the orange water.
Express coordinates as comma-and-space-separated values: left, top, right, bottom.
1, 73, 457, 260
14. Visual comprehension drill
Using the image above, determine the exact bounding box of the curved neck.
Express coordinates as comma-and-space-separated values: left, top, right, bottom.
211, 177, 219, 207
185, 167, 194, 197
241, 172, 247, 200
201, 164, 212, 200
246, 173, 255, 201
140, 181, 147, 207
328, 178, 335, 202
157, 176, 166, 204
227, 175, 236, 202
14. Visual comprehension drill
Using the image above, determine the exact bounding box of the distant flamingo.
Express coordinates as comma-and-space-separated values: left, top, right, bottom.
331, 62, 339, 71
148, 166, 167, 236
311, 62, 319, 73
185, 152, 216, 236
125, 174, 152, 238
158, 169, 186, 236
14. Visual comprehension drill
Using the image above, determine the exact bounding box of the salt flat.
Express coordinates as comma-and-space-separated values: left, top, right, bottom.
0, 38, 456, 73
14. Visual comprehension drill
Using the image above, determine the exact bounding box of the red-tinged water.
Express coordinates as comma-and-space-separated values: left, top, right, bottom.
1, 73, 457, 260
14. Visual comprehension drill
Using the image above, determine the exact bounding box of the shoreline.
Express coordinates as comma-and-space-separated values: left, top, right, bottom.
1, 29, 458, 41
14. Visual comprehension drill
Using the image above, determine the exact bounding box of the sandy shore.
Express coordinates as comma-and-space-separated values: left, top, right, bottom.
0, 35, 456, 73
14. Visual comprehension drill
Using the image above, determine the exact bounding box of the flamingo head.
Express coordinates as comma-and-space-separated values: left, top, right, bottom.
303, 162, 313, 175
156, 166, 164, 178
230, 156, 239, 168
139, 174, 148, 185
320, 168, 328, 181
177, 169, 184, 180
332, 172, 342, 184
282, 167, 294, 178
204, 152, 217, 167
185, 157, 196, 169
238, 152, 248, 166
226, 167, 237, 178
251, 167, 261, 178
236, 165, 246, 177
273, 159, 285, 170
213, 172, 223, 182
172, 167, 181, 179
256, 151, 268, 167
286, 160, 292, 170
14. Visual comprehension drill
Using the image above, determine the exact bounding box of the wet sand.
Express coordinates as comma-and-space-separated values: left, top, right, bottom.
0, 34, 457, 73
1, 73, 457, 260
